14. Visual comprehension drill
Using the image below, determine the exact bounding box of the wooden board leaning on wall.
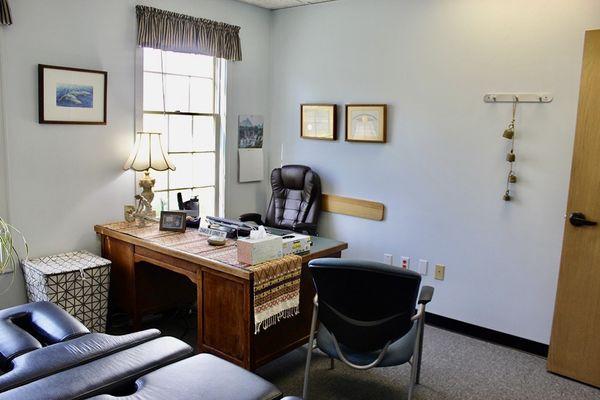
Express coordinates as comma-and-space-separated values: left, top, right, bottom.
322, 194, 385, 221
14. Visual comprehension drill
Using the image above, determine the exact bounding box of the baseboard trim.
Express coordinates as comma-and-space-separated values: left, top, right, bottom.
425, 312, 549, 357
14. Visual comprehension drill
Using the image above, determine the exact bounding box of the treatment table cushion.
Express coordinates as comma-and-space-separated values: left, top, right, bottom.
0, 337, 192, 400
87, 353, 282, 400
0, 329, 160, 392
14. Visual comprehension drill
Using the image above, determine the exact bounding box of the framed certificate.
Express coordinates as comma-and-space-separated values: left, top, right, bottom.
301, 104, 337, 140
345, 104, 387, 143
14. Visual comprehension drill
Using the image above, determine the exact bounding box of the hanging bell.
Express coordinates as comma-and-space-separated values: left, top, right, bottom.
506, 151, 516, 162
509, 173, 517, 183
502, 127, 514, 139
503, 190, 512, 201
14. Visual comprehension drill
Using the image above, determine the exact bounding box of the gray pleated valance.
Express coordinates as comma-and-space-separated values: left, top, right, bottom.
0, 0, 12, 25
136, 5, 242, 61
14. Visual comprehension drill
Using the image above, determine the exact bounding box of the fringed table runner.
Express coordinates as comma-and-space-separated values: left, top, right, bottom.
100, 221, 302, 333
249, 254, 302, 333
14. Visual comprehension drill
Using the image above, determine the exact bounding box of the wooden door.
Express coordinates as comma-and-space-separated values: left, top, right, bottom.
548, 29, 600, 387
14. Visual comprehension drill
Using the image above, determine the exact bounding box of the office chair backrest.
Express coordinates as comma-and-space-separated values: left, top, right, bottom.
265, 165, 321, 230
309, 258, 421, 352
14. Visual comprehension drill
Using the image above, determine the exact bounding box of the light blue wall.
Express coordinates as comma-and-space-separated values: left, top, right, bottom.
268, 0, 600, 343
0, 0, 271, 308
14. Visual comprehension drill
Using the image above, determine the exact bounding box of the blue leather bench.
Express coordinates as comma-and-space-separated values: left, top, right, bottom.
0, 302, 296, 400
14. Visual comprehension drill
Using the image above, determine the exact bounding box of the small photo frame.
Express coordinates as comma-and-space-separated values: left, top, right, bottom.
301, 104, 337, 140
159, 211, 187, 232
345, 104, 387, 143
38, 64, 107, 124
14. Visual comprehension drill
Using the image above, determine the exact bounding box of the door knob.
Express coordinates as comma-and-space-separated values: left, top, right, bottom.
569, 212, 597, 227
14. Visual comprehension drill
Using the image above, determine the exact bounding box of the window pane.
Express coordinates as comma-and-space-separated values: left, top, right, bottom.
192, 153, 215, 187
192, 187, 215, 217
143, 72, 164, 111
190, 77, 213, 113
164, 75, 189, 112
141, 49, 220, 217
193, 116, 215, 151
152, 191, 169, 212
152, 170, 169, 192
168, 115, 193, 152
168, 154, 193, 189
143, 113, 168, 136
164, 51, 213, 77
143, 48, 163, 72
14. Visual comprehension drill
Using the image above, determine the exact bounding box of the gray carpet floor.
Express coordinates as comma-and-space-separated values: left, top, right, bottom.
140, 313, 600, 400
256, 326, 600, 400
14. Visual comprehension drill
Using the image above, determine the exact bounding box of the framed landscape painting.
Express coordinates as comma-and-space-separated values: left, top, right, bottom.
38, 64, 107, 124
345, 104, 387, 143
301, 104, 337, 140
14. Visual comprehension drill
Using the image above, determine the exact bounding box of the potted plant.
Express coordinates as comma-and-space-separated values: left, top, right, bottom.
0, 217, 28, 290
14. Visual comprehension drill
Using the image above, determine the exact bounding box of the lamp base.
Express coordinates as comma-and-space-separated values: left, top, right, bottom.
139, 170, 156, 215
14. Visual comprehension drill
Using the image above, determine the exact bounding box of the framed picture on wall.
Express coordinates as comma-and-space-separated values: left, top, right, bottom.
38, 64, 107, 124
345, 104, 387, 143
301, 104, 337, 140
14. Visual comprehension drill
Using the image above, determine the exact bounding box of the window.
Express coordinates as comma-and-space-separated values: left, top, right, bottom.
140, 47, 225, 217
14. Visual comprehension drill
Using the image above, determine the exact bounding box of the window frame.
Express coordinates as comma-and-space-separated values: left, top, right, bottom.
135, 47, 226, 217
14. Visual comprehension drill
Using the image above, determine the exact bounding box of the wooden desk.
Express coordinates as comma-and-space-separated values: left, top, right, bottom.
95, 224, 347, 370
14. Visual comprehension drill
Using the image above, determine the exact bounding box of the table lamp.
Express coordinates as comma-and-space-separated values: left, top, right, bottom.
123, 132, 175, 214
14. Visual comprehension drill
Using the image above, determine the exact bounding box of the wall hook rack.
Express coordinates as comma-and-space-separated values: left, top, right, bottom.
483, 93, 553, 103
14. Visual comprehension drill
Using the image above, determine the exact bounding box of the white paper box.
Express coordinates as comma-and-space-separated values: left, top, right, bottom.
237, 235, 283, 265
282, 233, 311, 255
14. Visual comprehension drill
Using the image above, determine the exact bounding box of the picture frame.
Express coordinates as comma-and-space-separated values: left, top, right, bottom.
238, 115, 264, 148
159, 211, 187, 232
345, 104, 387, 143
301, 104, 337, 140
38, 64, 107, 124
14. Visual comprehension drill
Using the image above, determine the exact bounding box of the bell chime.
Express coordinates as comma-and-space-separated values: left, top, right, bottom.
502, 101, 518, 201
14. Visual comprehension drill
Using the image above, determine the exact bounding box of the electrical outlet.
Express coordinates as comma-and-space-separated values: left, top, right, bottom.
418, 259, 428, 275
401, 256, 410, 269
384, 254, 393, 265
435, 264, 445, 280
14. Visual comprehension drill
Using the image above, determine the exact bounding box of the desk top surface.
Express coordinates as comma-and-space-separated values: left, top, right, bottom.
95, 221, 347, 280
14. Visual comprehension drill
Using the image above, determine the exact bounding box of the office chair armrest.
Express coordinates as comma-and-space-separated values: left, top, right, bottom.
292, 222, 318, 235
418, 286, 434, 305
239, 213, 264, 225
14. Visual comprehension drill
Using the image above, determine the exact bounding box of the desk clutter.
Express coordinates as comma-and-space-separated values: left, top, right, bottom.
100, 221, 303, 333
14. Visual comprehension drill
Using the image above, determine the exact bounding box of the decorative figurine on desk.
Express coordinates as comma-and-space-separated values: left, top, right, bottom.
124, 195, 157, 227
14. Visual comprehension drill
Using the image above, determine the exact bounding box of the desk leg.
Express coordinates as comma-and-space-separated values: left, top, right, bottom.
196, 271, 204, 353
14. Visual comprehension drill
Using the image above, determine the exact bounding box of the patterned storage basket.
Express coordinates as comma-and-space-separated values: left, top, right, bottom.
22, 250, 111, 332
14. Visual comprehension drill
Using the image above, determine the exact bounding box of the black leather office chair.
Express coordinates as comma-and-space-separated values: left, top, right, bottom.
239, 165, 322, 235
303, 259, 434, 400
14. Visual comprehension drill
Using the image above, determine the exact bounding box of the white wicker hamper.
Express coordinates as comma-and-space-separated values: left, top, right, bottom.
22, 250, 111, 332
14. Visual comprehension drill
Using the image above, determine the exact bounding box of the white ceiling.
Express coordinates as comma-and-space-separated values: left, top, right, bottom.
236, 0, 337, 10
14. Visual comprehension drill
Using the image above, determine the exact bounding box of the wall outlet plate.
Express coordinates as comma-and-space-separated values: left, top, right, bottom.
401, 256, 410, 269
435, 264, 445, 280
384, 253, 393, 265
418, 259, 428, 275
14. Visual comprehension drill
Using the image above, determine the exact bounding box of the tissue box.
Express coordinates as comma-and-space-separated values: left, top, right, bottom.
282, 233, 311, 256
237, 234, 283, 265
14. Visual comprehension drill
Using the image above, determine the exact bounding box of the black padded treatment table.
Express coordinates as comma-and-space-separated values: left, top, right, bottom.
0, 301, 295, 400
